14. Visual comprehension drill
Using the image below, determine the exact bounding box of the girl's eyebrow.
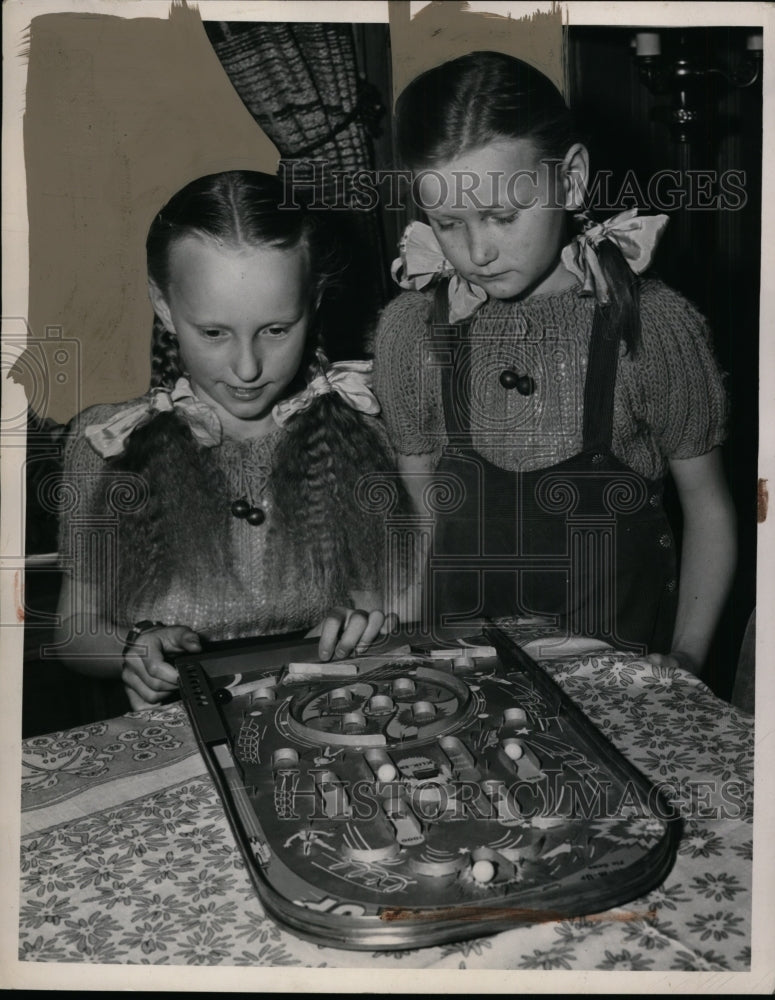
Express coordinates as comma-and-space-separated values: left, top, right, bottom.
188, 312, 306, 329
174, 312, 227, 329
184, 316, 233, 330
429, 206, 514, 220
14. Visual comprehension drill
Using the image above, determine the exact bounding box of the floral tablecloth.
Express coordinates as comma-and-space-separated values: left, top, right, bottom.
19, 639, 753, 971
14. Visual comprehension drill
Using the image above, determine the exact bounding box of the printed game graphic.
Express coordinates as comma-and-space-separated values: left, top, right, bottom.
177, 627, 679, 950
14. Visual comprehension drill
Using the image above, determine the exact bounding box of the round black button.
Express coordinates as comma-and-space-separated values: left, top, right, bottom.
231, 498, 250, 518
499, 370, 535, 395
247, 507, 266, 526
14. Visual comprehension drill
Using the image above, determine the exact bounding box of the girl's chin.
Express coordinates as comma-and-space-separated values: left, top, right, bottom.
224, 400, 271, 420
470, 275, 525, 299
475, 269, 576, 302
209, 393, 278, 435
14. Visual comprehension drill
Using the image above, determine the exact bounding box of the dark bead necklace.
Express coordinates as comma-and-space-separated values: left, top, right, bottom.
231, 497, 265, 526
228, 440, 271, 528
499, 368, 535, 395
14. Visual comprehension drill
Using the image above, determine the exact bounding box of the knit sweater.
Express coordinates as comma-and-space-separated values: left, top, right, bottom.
373, 278, 728, 481
57, 400, 361, 640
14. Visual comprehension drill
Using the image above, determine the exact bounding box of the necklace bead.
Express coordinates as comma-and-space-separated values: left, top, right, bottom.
499, 369, 535, 396
246, 507, 266, 526
231, 498, 250, 518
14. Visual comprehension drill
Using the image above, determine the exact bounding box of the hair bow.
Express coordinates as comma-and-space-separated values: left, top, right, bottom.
272, 357, 381, 428
561, 208, 669, 305
84, 377, 222, 458
391, 221, 487, 324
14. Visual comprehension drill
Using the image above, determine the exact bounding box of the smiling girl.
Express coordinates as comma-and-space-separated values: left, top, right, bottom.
55, 170, 406, 708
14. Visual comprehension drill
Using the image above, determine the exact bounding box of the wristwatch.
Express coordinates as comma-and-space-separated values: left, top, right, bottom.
122, 619, 164, 661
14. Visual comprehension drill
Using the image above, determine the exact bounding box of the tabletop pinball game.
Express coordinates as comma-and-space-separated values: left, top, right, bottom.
176, 626, 679, 950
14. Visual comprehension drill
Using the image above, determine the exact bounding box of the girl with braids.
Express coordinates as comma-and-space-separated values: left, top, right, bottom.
56, 170, 406, 708
374, 51, 736, 675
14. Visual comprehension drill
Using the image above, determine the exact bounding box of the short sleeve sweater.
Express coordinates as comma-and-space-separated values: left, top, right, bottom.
373, 278, 728, 481
57, 400, 351, 640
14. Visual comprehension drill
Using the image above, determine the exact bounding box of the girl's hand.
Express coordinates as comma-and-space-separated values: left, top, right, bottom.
317, 608, 399, 661
645, 651, 701, 677
122, 625, 201, 710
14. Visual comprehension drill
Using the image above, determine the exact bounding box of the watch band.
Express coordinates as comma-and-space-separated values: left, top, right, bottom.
122, 619, 164, 660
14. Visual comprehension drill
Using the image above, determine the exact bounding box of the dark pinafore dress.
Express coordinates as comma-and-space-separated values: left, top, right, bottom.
428, 282, 679, 653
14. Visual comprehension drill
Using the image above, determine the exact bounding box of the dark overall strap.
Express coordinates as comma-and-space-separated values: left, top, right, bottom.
581, 313, 621, 453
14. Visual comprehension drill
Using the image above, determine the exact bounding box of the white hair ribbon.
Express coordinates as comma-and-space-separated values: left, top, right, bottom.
561, 208, 669, 305
390, 221, 487, 324
272, 358, 381, 428
84, 377, 222, 458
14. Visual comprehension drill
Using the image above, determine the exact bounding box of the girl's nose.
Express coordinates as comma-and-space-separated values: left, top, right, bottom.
233, 338, 262, 383
468, 227, 498, 267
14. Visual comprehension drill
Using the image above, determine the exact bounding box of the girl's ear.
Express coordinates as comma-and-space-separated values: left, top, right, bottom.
561, 143, 590, 212
147, 279, 174, 332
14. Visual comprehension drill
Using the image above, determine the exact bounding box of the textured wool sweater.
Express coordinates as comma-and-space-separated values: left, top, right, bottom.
373, 278, 728, 481
57, 401, 357, 640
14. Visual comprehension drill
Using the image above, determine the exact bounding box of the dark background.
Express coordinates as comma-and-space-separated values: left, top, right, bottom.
22, 23, 761, 735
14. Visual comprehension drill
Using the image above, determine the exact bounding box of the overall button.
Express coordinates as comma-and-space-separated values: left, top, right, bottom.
658, 533, 672, 548
666, 578, 677, 593
648, 494, 660, 507
592, 453, 605, 465
499, 370, 535, 395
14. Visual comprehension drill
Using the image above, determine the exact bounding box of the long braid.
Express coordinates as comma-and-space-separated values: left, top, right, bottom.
271, 392, 412, 599
150, 317, 185, 389
98, 412, 234, 616
285, 395, 342, 589
107, 315, 226, 613
587, 230, 642, 355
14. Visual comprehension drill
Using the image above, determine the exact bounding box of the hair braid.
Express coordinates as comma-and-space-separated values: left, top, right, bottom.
150, 317, 185, 389
591, 237, 641, 355
104, 412, 234, 615
295, 396, 341, 587
271, 394, 411, 599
